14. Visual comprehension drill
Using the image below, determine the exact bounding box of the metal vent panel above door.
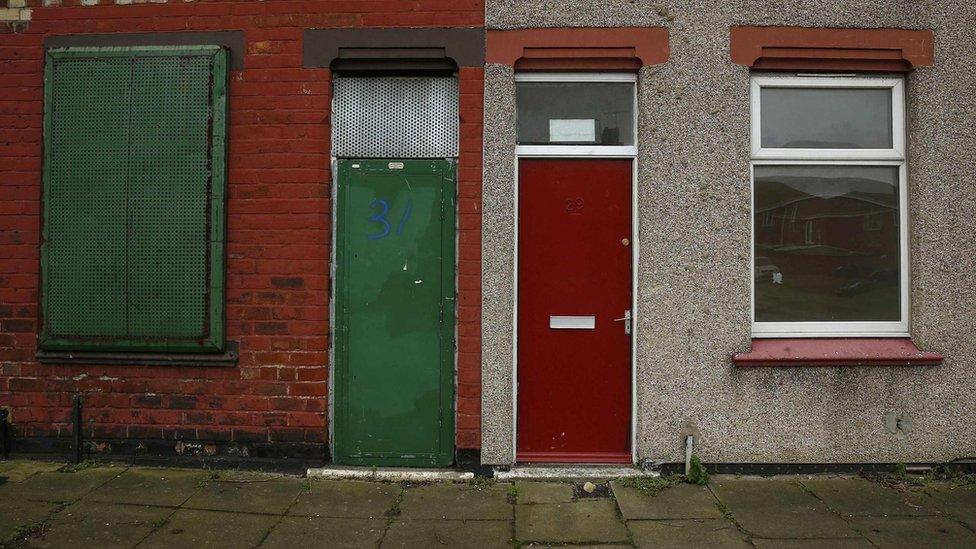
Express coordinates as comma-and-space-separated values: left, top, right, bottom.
332, 76, 458, 158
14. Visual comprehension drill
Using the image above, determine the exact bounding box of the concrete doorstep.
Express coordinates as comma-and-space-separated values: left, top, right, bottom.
495, 465, 659, 480
306, 465, 474, 482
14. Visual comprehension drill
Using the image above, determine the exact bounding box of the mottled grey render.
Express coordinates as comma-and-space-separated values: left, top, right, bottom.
481, 0, 976, 464
481, 63, 517, 464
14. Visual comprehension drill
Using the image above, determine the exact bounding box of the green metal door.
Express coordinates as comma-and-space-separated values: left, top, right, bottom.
334, 159, 456, 466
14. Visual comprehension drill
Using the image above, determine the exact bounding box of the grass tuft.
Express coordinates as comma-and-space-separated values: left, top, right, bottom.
620, 474, 684, 496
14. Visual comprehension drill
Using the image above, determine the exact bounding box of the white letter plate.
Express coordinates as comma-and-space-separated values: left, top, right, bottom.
549, 316, 596, 329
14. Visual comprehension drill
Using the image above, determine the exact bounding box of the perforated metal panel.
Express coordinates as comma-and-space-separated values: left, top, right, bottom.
332, 76, 458, 158
128, 56, 211, 339
47, 57, 130, 339
41, 46, 227, 352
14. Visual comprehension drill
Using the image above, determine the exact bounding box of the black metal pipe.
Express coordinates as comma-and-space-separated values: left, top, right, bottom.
0, 408, 9, 460
72, 394, 83, 464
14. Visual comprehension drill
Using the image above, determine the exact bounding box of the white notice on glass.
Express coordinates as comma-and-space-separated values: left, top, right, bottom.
549, 119, 596, 143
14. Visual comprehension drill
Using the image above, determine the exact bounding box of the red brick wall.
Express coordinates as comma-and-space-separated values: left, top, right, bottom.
0, 0, 484, 459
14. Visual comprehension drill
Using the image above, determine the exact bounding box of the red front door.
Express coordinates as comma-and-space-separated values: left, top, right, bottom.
517, 158, 633, 463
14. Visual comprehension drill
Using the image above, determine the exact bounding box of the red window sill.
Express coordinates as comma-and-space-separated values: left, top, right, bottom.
732, 338, 943, 367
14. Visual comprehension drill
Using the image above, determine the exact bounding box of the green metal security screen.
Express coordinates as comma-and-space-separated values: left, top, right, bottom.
334, 159, 456, 467
41, 46, 227, 352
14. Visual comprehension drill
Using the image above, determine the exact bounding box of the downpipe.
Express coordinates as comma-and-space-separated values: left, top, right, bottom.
72, 394, 83, 464
0, 408, 9, 460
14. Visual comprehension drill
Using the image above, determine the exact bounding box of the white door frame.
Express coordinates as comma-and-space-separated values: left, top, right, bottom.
511, 72, 639, 464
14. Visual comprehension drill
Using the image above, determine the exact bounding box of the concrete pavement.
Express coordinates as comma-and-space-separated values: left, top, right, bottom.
2, 460, 975, 548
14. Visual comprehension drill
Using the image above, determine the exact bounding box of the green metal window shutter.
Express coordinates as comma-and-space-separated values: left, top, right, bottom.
41, 46, 228, 353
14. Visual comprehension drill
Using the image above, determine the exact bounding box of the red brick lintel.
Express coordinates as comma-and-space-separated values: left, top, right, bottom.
732, 338, 943, 367
730, 26, 934, 72
486, 27, 669, 71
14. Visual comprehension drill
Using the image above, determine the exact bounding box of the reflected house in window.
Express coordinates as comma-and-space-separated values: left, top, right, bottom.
753, 165, 900, 322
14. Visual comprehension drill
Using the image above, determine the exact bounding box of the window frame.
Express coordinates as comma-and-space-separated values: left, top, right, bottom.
750, 75, 909, 338
514, 72, 638, 157
40, 45, 228, 353
750, 76, 905, 160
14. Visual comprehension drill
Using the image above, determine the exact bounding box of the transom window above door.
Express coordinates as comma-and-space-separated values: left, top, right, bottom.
515, 73, 636, 156
750, 76, 908, 337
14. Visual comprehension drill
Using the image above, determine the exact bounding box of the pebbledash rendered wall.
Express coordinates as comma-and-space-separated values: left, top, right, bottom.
481, 1, 976, 465
0, 0, 485, 464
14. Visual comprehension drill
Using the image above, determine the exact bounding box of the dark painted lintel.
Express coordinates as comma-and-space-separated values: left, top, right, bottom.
303, 27, 485, 71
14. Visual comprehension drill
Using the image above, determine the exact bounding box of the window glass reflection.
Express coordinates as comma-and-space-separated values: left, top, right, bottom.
516, 82, 634, 146
760, 88, 893, 149
754, 165, 900, 322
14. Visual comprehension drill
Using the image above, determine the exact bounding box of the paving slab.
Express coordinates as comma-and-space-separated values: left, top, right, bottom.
289, 480, 400, 518
382, 519, 512, 548
183, 475, 304, 514
86, 467, 208, 507
923, 483, 976, 528
0, 460, 64, 482
800, 477, 937, 517
612, 480, 722, 520
515, 481, 574, 504
629, 519, 751, 549
850, 516, 976, 548
711, 479, 860, 539
0, 500, 60, 545
262, 516, 386, 549
29, 501, 168, 549
137, 509, 278, 549
752, 539, 873, 549
516, 500, 629, 544
398, 483, 511, 520
0, 467, 124, 503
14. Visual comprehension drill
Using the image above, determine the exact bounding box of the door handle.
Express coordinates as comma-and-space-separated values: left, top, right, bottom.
612, 310, 632, 335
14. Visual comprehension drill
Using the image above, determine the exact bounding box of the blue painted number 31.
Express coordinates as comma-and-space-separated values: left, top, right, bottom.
367, 197, 413, 240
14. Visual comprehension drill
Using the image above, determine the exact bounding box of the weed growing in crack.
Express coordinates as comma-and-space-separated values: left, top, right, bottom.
863, 462, 976, 490
506, 483, 518, 504
620, 455, 710, 496
620, 475, 684, 496
385, 489, 404, 517
716, 500, 735, 522
687, 455, 710, 485
4, 503, 66, 548
58, 460, 104, 473
469, 475, 495, 489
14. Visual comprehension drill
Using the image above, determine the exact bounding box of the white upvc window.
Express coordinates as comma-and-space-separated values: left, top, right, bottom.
750, 75, 909, 338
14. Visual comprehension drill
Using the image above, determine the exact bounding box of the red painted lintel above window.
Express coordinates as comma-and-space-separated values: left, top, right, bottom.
730, 26, 934, 72
732, 338, 943, 367
486, 27, 669, 71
